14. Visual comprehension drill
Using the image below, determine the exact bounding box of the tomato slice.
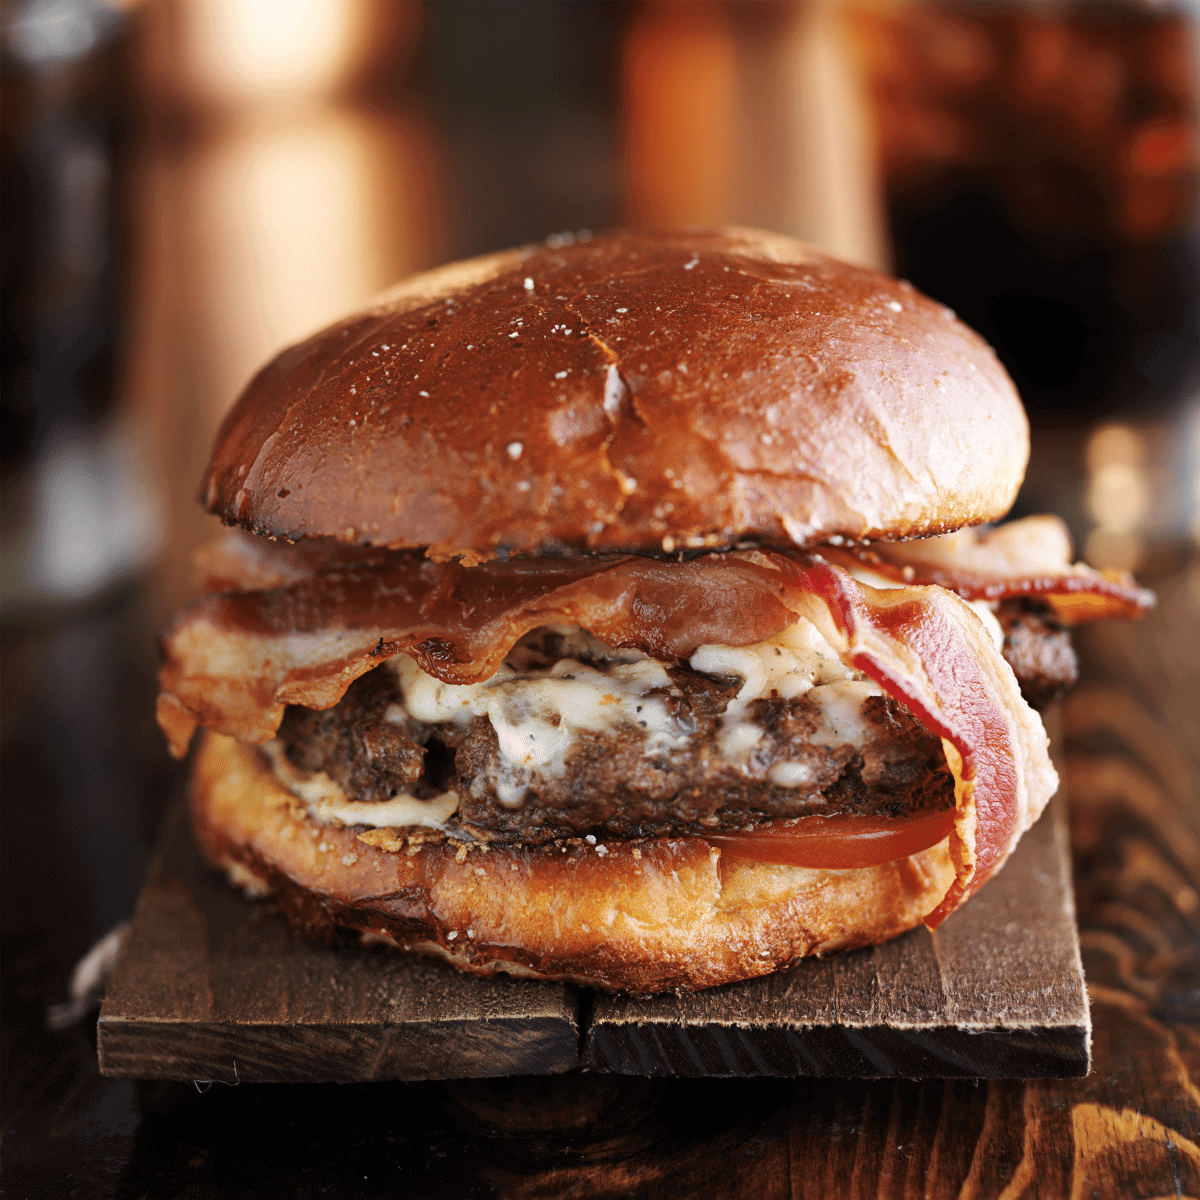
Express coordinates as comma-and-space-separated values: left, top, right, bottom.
707, 809, 956, 870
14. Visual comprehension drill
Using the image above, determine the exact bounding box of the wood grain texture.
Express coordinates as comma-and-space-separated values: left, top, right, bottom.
83, 556, 1198, 1197
97, 804, 581, 1082
583, 783, 1088, 1078
470, 553, 1200, 1198
97, 772, 1086, 1083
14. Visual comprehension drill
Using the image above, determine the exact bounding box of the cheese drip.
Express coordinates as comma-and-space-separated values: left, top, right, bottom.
390, 627, 690, 806
268, 617, 904, 825
689, 620, 884, 775
262, 740, 458, 828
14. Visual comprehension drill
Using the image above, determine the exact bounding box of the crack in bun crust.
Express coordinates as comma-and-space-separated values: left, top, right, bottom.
191, 730, 958, 993
202, 228, 1028, 560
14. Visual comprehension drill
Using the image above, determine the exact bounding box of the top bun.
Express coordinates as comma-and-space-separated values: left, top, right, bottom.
203, 228, 1028, 560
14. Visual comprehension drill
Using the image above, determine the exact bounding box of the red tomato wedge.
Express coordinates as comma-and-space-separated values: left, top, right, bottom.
707, 809, 957, 870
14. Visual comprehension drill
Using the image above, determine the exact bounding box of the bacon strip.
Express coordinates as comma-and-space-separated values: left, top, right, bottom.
157, 539, 1064, 926
157, 550, 796, 756
190, 531, 380, 593
772, 558, 1057, 926
829, 515, 1155, 623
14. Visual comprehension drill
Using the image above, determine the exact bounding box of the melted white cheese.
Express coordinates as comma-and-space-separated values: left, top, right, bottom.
386, 619, 894, 799
390, 642, 689, 807
688, 619, 882, 770
768, 761, 814, 787
261, 741, 458, 828
271, 611, 916, 823
807, 680, 883, 746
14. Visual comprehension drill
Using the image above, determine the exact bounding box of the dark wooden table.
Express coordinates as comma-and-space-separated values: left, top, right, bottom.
3, 550, 1197, 1198
94, 783, 1089, 1086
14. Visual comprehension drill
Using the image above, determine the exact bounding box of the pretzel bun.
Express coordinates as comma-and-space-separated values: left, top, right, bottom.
191, 731, 957, 994
203, 228, 1027, 560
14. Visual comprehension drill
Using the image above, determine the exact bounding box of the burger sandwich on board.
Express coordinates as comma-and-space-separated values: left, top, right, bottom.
157, 228, 1152, 994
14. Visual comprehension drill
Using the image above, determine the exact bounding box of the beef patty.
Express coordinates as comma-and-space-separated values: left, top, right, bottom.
274, 598, 1071, 845
996, 599, 1077, 709
277, 657, 952, 845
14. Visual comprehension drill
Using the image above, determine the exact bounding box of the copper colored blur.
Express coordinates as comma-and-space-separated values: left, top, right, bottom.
621, 0, 889, 269
846, 0, 1200, 241
119, 0, 442, 622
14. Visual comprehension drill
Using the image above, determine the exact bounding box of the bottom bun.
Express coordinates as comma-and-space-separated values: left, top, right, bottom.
191, 731, 957, 993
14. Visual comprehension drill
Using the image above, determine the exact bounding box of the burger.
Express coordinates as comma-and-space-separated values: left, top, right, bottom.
157, 228, 1152, 994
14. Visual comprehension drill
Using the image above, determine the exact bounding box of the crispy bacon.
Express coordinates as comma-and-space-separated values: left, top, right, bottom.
829, 515, 1155, 623
157, 538, 1071, 926
160, 514, 1157, 924
773, 557, 1057, 926
157, 549, 796, 755
192, 530, 393, 593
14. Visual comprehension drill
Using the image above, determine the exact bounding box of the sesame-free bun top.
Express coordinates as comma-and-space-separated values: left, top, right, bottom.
203, 228, 1028, 560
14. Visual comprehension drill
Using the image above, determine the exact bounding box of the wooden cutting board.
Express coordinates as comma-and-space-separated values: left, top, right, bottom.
582, 785, 1088, 1077
98, 775, 1088, 1083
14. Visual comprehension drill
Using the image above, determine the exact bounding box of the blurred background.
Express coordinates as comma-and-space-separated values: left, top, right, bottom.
2, 0, 1198, 1189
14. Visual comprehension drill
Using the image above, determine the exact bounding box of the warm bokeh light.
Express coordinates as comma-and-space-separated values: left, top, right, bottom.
772, 0, 888, 268
133, 0, 419, 110
1086, 424, 1147, 471
621, 0, 887, 268
120, 0, 441, 622
622, 1, 738, 228
1084, 423, 1150, 570
1087, 463, 1150, 534
134, 107, 441, 412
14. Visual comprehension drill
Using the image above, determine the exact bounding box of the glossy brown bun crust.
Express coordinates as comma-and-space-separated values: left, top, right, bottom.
192, 731, 958, 993
203, 228, 1028, 561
